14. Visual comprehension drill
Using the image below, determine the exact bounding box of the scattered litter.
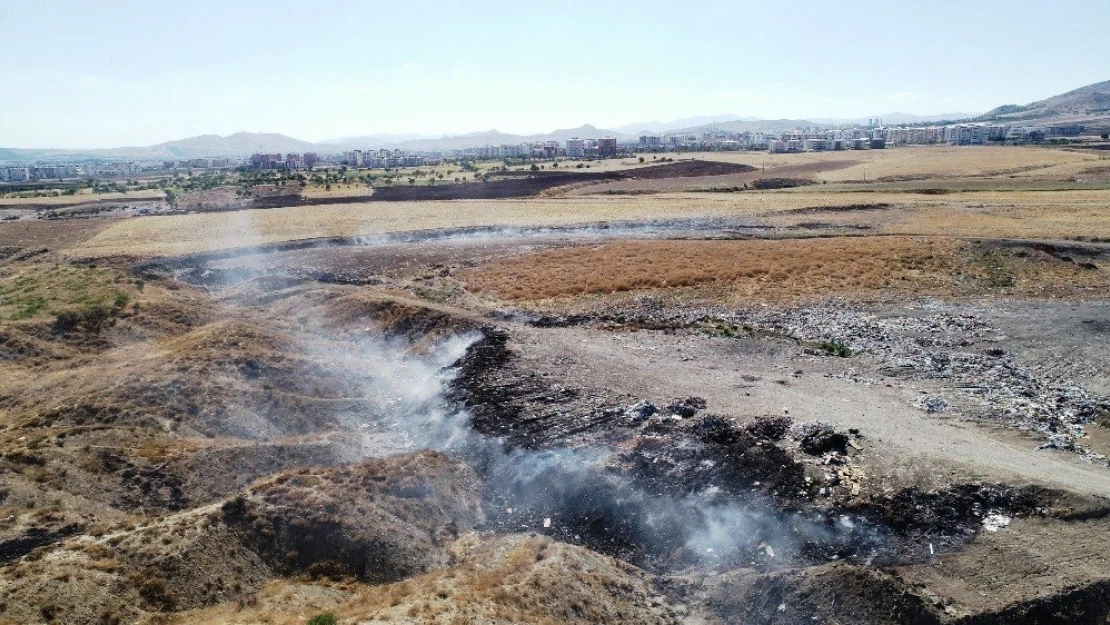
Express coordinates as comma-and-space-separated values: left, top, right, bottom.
666, 396, 707, 418
982, 513, 1011, 532
543, 517, 551, 528
624, 400, 657, 423
795, 422, 850, 455
916, 396, 950, 413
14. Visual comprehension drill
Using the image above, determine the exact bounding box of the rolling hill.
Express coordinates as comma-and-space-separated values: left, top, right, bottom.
979, 80, 1110, 124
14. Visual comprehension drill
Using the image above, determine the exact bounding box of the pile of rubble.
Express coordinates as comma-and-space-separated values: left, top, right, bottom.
719, 302, 1109, 462
594, 297, 1108, 462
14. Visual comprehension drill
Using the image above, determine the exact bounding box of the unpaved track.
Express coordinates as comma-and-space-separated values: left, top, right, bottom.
509, 324, 1110, 497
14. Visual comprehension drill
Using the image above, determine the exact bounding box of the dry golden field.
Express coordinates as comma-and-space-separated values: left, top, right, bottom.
462, 236, 1109, 303
464, 237, 955, 301
64, 186, 1110, 258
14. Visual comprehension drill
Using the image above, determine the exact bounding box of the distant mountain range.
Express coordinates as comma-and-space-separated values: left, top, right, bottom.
978, 80, 1110, 126
810, 112, 980, 125
0, 133, 321, 165
2, 80, 1107, 164
611, 115, 758, 135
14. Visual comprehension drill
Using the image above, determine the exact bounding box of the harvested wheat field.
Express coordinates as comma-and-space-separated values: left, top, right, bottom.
64, 186, 1110, 259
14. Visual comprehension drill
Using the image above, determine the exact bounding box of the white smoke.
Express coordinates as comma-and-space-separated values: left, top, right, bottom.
315, 330, 886, 570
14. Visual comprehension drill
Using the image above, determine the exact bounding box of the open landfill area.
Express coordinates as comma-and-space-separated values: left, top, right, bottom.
0, 142, 1108, 624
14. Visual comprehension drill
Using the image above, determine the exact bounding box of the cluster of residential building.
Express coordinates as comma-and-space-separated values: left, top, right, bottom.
342, 149, 429, 169
6, 119, 1087, 183
248, 152, 321, 171
0, 162, 142, 182
326, 137, 624, 169
445, 137, 620, 161
634, 122, 1024, 153
161, 158, 238, 170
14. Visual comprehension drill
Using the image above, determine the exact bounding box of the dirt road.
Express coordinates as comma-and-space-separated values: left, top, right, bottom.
509, 324, 1110, 496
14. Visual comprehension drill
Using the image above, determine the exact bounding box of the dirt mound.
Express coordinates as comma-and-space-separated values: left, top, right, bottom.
0, 452, 482, 624
154, 534, 680, 625
316, 291, 477, 343
166, 438, 354, 504
222, 451, 484, 582
448, 329, 622, 447
706, 511, 1110, 624
6, 318, 349, 440
0, 505, 266, 624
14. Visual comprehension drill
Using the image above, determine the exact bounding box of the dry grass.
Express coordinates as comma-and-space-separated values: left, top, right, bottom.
882, 199, 1110, 239
0, 263, 138, 321
65, 186, 1110, 259
464, 237, 958, 302
63, 195, 774, 258
463, 236, 1109, 303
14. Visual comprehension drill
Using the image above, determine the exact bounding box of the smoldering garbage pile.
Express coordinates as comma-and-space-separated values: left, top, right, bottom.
327, 329, 893, 570
334, 327, 1033, 575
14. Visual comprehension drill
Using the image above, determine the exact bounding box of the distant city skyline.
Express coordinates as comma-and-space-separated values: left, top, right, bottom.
2, 0, 1108, 149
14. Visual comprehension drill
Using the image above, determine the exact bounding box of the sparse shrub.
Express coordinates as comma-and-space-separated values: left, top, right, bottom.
52, 304, 114, 333
307, 612, 338, 625
818, 340, 853, 358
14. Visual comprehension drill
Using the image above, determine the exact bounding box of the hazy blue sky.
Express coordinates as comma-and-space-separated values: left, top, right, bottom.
2, 0, 1107, 148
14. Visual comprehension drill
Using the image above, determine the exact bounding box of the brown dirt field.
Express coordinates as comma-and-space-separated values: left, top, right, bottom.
0, 219, 114, 250
0, 190, 164, 207
461, 237, 1109, 303
667, 146, 1101, 183
570, 160, 853, 196
368, 160, 755, 202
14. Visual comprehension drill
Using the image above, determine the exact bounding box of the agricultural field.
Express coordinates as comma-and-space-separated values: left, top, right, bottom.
0, 188, 164, 205
1, 145, 1110, 625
